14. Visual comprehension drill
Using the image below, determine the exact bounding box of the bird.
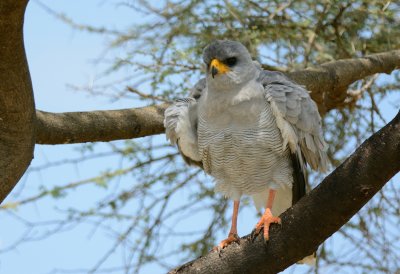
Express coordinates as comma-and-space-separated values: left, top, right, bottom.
164, 40, 328, 259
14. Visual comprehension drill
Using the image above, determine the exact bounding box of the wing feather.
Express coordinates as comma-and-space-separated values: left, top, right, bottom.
164, 79, 205, 168
259, 71, 329, 173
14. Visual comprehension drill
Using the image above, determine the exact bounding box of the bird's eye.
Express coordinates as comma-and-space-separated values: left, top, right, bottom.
224, 57, 237, 67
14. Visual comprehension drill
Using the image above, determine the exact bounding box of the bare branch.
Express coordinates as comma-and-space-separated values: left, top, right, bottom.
126, 86, 170, 102
35, 104, 168, 144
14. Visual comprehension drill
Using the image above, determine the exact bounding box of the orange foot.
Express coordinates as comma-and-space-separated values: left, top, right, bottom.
254, 208, 281, 241
212, 233, 240, 252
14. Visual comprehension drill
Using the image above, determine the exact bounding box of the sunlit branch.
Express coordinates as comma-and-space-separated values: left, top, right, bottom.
35, 50, 400, 144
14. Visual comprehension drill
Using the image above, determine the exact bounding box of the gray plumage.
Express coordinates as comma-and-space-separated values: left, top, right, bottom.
164, 40, 328, 215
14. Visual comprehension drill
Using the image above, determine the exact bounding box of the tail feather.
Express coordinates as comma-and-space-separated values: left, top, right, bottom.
291, 152, 318, 266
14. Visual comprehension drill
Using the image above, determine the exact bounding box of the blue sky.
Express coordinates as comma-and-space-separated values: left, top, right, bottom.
0, 1, 399, 274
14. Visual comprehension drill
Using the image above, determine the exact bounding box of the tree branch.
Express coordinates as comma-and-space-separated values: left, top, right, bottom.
0, 0, 34, 203
288, 50, 400, 114
35, 104, 168, 144
169, 111, 400, 274
35, 50, 400, 144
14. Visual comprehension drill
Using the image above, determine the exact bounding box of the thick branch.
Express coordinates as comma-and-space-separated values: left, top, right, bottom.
0, 0, 34, 203
170, 111, 400, 274
35, 104, 168, 144
288, 50, 400, 114
35, 50, 400, 144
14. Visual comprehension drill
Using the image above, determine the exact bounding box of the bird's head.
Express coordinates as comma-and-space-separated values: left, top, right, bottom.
202, 40, 256, 89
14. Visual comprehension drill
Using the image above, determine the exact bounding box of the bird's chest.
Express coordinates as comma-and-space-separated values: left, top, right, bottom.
197, 99, 283, 175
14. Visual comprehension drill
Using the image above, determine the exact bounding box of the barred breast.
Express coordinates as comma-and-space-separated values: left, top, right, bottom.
198, 98, 293, 201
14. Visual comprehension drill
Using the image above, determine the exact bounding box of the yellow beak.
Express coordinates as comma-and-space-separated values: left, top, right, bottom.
210, 58, 230, 78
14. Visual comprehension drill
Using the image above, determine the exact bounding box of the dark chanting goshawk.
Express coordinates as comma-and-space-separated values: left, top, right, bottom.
164, 40, 328, 263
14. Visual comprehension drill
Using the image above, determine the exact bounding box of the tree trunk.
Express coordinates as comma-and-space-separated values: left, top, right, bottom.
0, 0, 35, 203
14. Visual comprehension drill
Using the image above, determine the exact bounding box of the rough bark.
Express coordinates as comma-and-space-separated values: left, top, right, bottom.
35, 50, 400, 144
169, 111, 400, 274
0, 0, 35, 203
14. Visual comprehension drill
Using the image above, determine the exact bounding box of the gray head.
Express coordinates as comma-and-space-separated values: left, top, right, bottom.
202, 40, 256, 89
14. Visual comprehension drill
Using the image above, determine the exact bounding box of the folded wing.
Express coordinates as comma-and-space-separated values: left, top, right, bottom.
259, 70, 329, 173
164, 79, 205, 168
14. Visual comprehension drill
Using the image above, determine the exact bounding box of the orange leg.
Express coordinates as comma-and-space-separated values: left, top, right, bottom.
254, 189, 281, 241
213, 200, 240, 251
